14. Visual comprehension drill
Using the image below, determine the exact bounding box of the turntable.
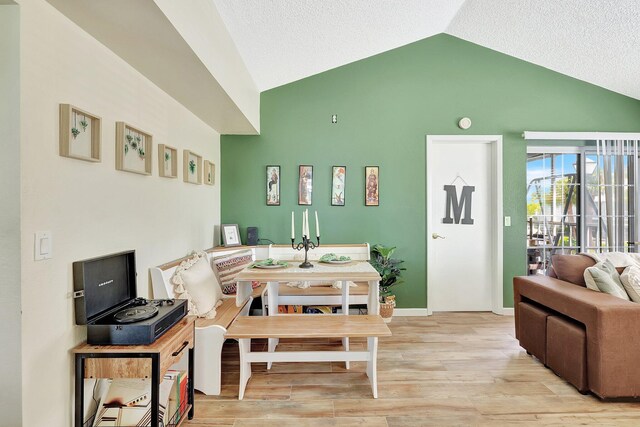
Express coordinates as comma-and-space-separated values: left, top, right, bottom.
73, 251, 187, 345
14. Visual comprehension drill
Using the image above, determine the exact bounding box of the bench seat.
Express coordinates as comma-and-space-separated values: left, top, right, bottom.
227, 314, 391, 400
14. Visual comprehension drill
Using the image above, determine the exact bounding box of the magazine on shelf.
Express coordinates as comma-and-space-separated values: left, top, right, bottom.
93, 377, 174, 427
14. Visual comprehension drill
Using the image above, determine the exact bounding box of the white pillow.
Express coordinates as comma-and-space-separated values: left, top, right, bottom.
172, 253, 223, 318
583, 259, 630, 301
621, 265, 640, 303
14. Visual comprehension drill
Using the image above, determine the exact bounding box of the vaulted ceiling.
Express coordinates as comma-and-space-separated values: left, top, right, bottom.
214, 0, 640, 100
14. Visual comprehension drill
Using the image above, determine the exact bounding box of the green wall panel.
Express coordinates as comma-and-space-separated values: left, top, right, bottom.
221, 34, 640, 309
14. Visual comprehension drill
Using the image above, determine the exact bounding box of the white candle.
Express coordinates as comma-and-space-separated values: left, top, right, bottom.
315, 211, 320, 237
305, 209, 310, 237
302, 211, 306, 237
291, 211, 295, 239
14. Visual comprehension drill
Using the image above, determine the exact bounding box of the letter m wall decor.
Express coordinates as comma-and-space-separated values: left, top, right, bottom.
443, 185, 475, 225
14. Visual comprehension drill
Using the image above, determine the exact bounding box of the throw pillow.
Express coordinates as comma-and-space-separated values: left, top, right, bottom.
211, 249, 254, 294
551, 254, 596, 287
583, 259, 630, 300
621, 265, 640, 303
171, 252, 223, 318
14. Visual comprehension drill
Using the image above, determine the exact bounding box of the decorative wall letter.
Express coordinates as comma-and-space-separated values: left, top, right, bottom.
443, 185, 475, 225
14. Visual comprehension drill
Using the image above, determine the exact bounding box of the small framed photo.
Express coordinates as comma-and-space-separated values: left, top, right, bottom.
158, 144, 177, 178
365, 166, 379, 206
331, 166, 346, 206
221, 224, 241, 247
59, 104, 102, 162
204, 160, 215, 185
116, 122, 153, 175
266, 165, 280, 205
183, 150, 202, 185
298, 165, 313, 205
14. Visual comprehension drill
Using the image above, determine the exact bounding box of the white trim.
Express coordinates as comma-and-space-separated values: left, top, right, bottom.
523, 131, 640, 141
526, 146, 581, 154
426, 135, 504, 316
501, 308, 514, 316
393, 308, 430, 316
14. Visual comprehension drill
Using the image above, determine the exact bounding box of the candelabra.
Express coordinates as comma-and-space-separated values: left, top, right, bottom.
291, 235, 320, 268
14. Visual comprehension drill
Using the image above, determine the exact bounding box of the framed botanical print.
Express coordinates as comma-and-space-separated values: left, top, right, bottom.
331, 166, 346, 206
204, 160, 215, 185
183, 150, 202, 185
115, 122, 153, 175
158, 144, 177, 178
221, 224, 241, 247
266, 165, 280, 206
365, 166, 379, 206
298, 165, 313, 205
59, 104, 101, 162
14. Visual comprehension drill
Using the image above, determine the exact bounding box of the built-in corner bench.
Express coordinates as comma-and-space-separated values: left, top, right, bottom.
226, 314, 391, 399
149, 246, 262, 395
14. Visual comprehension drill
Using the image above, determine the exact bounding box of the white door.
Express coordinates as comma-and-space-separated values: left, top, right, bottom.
426, 136, 503, 312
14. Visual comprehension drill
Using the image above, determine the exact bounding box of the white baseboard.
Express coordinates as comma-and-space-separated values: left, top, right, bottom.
499, 308, 514, 316
393, 308, 431, 316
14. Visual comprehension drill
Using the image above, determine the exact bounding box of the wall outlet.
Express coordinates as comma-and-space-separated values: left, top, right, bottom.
504, 216, 511, 227
34, 231, 52, 261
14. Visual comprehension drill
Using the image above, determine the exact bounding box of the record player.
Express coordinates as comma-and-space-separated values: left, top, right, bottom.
73, 250, 187, 345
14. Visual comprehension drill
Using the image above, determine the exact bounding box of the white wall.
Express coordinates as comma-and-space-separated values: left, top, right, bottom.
0, 5, 22, 427
19, 1, 221, 425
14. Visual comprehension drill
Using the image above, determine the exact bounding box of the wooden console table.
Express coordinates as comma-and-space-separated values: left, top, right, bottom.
73, 316, 196, 427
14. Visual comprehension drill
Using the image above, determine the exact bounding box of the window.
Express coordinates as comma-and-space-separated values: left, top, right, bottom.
526, 145, 637, 275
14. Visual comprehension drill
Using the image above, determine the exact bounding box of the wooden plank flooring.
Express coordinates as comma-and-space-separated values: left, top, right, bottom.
185, 312, 640, 426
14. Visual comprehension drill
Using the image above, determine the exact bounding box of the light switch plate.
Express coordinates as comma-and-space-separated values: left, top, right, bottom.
34, 231, 52, 261
504, 216, 511, 227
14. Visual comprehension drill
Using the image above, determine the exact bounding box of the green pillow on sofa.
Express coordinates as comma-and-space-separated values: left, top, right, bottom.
583, 259, 630, 301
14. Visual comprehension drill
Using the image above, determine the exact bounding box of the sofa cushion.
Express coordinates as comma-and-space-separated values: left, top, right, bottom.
171, 252, 223, 318
584, 259, 630, 300
211, 249, 254, 294
621, 265, 640, 303
551, 254, 595, 287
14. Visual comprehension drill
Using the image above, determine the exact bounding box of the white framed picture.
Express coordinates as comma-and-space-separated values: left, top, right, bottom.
221, 224, 241, 247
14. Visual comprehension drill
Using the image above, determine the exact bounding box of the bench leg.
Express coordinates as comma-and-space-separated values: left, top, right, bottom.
266, 281, 279, 369
341, 280, 350, 370
366, 337, 379, 398
342, 337, 350, 370
238, 338, 252, 400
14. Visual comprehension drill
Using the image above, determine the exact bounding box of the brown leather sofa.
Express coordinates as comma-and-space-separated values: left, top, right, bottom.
514, 255, 640, 399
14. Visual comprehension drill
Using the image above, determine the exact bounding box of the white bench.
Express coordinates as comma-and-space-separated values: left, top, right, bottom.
149, 246, 258, 395
226, 314, 392, 400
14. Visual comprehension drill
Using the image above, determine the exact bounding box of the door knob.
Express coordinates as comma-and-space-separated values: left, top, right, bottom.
432, 233, 445, 240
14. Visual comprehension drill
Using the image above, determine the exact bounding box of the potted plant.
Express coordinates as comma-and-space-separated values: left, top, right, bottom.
369, 244, 405, 322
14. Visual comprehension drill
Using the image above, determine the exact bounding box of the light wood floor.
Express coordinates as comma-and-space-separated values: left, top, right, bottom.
185, 312, 640, 426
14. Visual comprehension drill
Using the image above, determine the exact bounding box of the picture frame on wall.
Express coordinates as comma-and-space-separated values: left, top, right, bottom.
59, 104, 101, 163
204, 160, 215, 185
183, 150, 202, 185
266, 165, 280, 206
298, 165, 313, 205
331, 166, 346, 206
158, 144, 177, 178
115, 122, 153, 175
365, 166, 379, 206
221, 224, 241, 247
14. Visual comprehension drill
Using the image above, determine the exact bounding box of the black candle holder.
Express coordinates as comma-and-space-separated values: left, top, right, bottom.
291, 235, 320, 268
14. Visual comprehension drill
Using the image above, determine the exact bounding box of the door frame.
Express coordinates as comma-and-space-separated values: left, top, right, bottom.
426, 135, 504, 314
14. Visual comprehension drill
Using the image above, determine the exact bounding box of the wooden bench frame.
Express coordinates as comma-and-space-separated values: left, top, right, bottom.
149, 246, 256, 395
226, 314, 391, 400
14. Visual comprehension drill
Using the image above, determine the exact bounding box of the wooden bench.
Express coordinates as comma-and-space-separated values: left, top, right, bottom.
149, 246, 259, 395
226, 314, 392, 400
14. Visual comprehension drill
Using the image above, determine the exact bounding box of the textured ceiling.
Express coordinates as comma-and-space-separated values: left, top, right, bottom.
214, 0, 640, 100
448, 0, 640, 100
213, 0, 466, 91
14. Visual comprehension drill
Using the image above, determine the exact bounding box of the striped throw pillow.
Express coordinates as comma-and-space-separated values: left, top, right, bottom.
211, 249, 253, 294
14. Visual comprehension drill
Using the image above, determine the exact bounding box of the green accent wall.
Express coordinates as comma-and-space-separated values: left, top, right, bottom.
221, 34, 640, 309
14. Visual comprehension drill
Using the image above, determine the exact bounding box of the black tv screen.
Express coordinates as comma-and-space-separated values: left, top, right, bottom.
73, 250, 136, 324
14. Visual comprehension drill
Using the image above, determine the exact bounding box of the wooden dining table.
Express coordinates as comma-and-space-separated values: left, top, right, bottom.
235, 260, 382, 369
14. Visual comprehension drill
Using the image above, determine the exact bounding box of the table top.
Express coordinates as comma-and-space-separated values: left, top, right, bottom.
235, 260, 381, 283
